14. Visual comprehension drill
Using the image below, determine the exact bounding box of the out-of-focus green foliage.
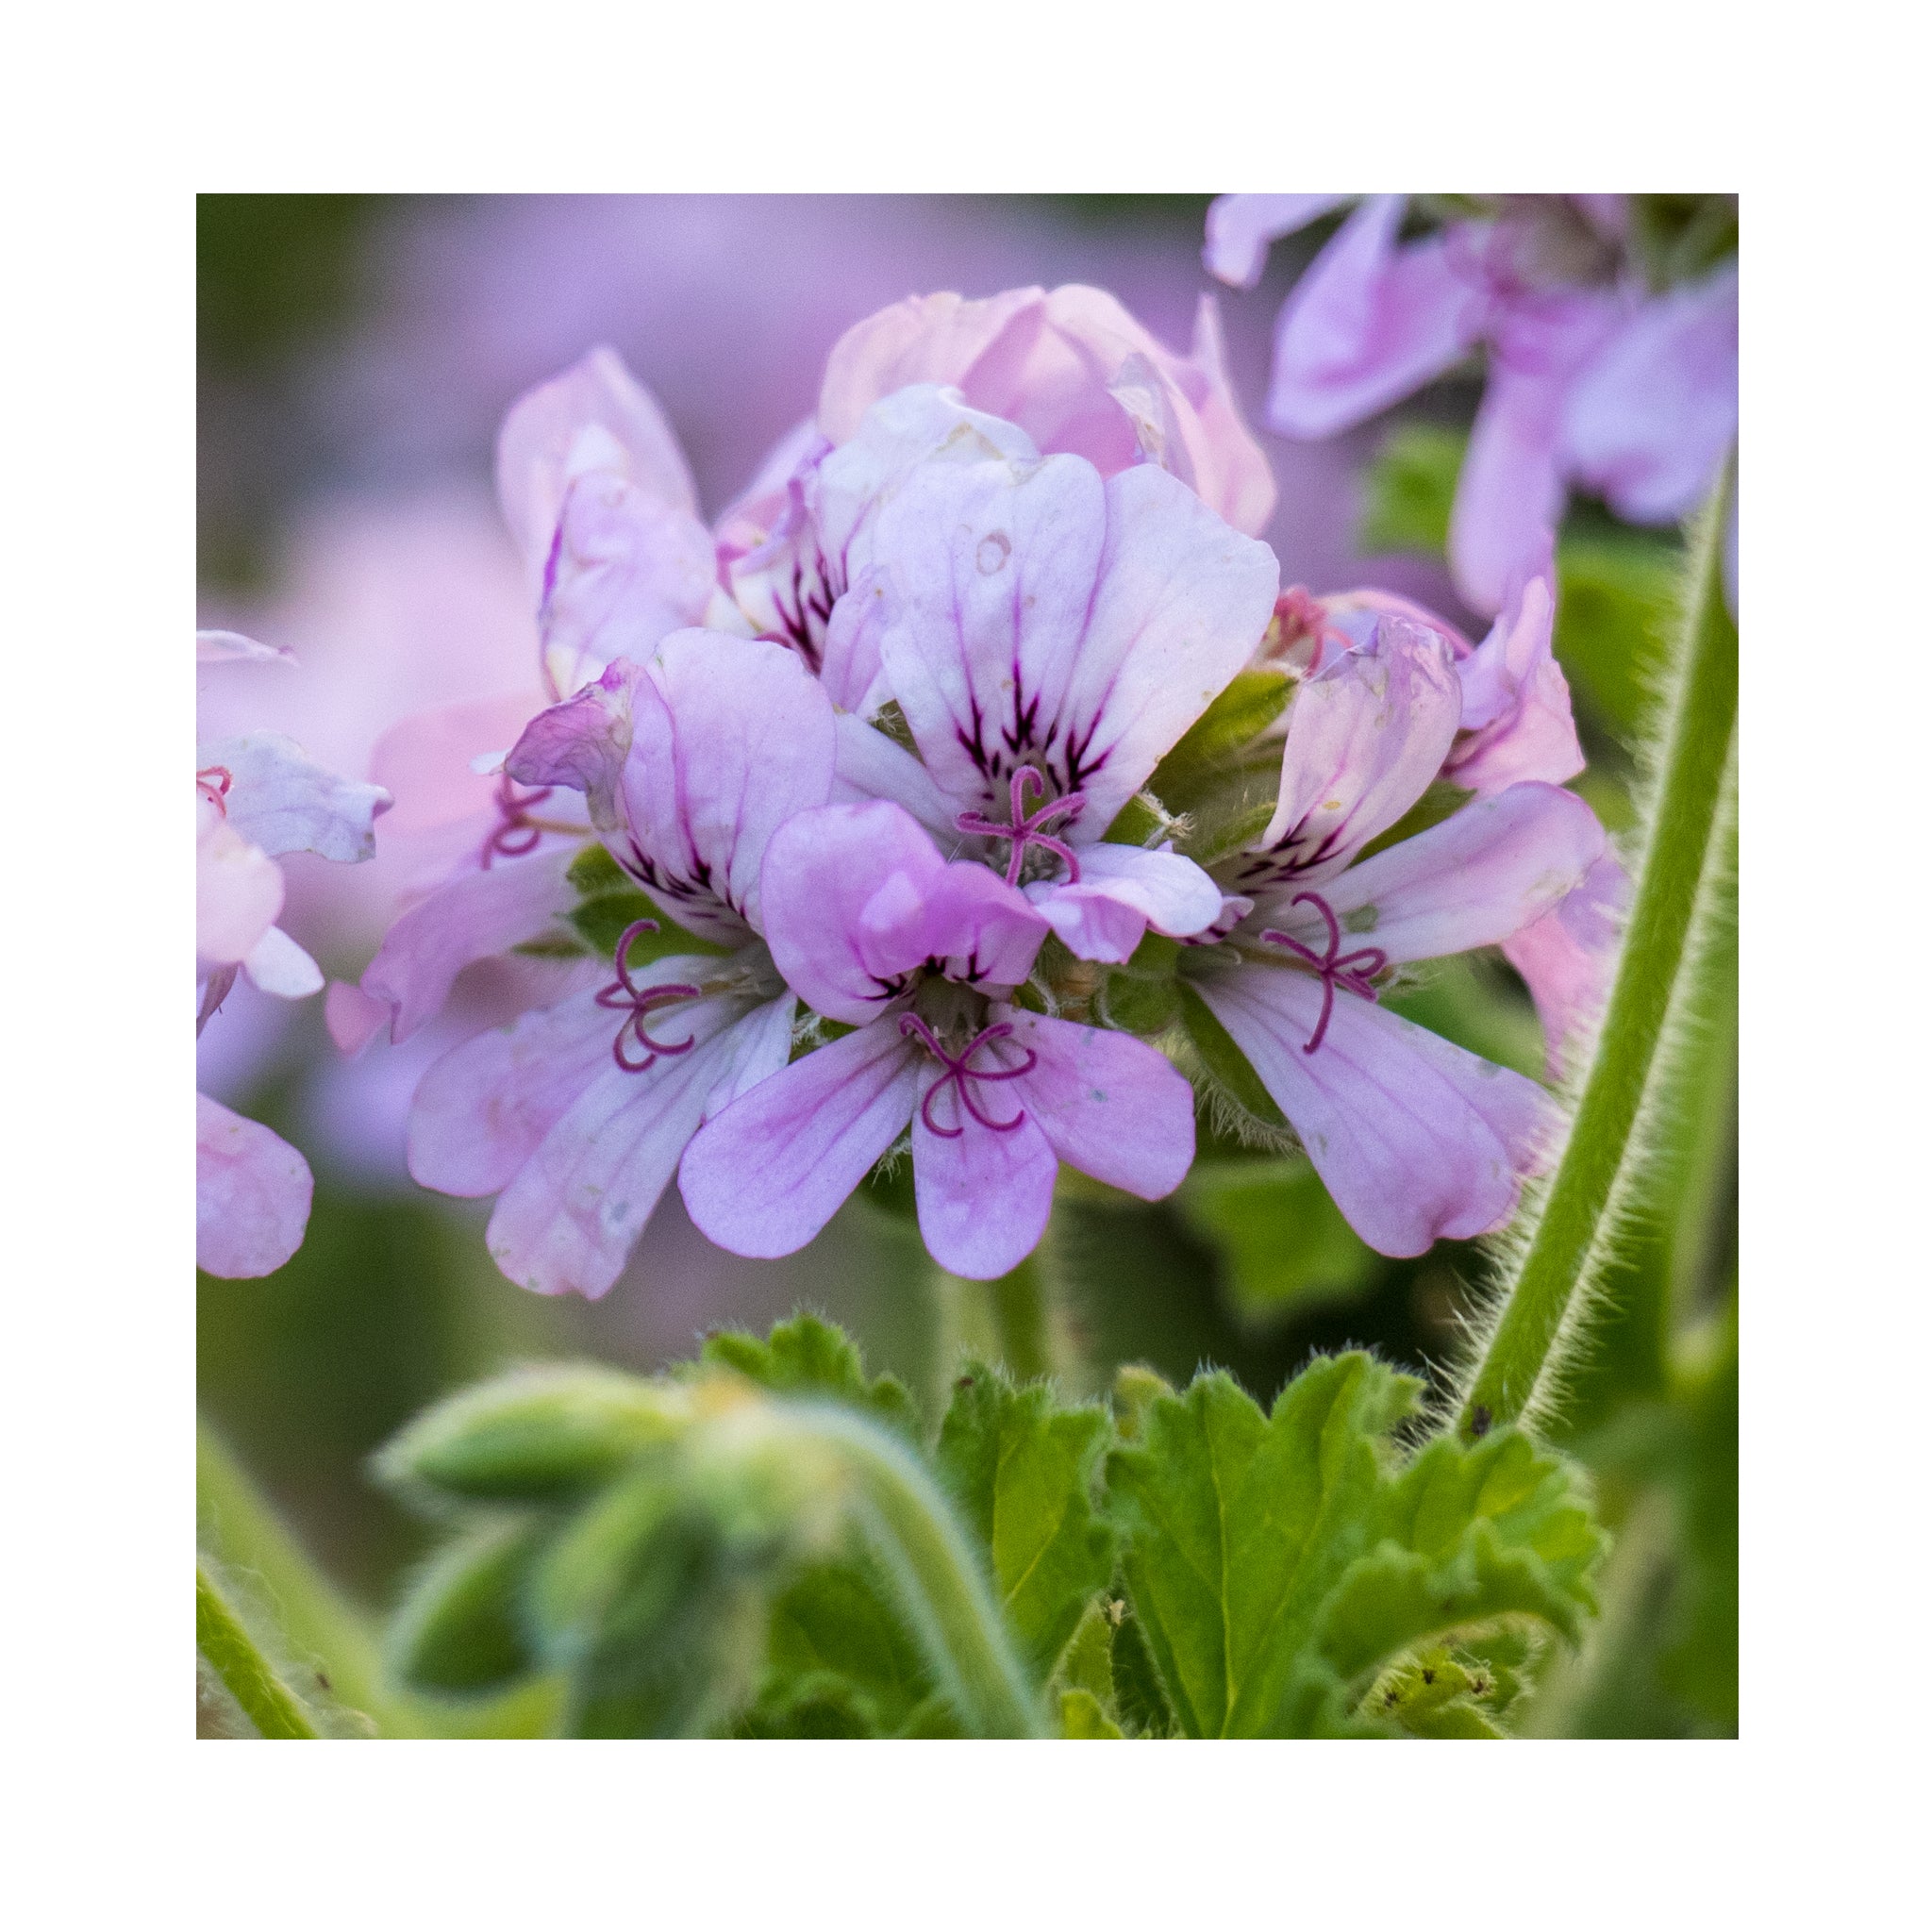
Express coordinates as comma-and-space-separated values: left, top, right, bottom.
1357, 424, 1469, 557
1174, 1158, 1377, 1322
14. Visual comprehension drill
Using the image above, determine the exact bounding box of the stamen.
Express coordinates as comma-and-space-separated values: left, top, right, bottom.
196, 765, 233, 814
595, 919, 701, 1073
1258, 890, 1389, 1055
899, 1012, 1038, 1138
480, 772, 557, 869
956, 766, 1086, 886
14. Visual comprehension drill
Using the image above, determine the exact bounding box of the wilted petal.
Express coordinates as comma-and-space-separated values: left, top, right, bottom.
197, 1093, 313, 1279
1450, 292, 1624, 615
196, 628, 293, 665
505, 657, 647, 841
1265, 782, 1607, 963
1447, 563, 1584, 793
877, 455, 1278, 833
1503, 850, 1629, 1077
494, 344, 698, 587
761, 801, 1046, 1024
1240, 615, 1461, 891
1194, 965, 1555, 1255
1561, 264, 1737, 524
485, 995, 755, 1298
201, 732, 391, 864
1204, 193, 1354, 290
1267, 197, 1488, 439
242, 923, 325, 1000
680, 1021, 924, 1259
1026, 841, 1223, 963
362, 841, 580, 1041
1000, 1008, 1195, 1200
910, 1103, 1058, 1280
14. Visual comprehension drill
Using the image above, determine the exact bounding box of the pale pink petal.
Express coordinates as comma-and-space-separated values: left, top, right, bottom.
876, 455, 1278, 834
910, 1104, 1058, 1280
1450, 291, 1625, 615
1171, 294, 1279, 537
679, 1023, 924, 1260
761, 802, 1045, 1024
1502, 851, 1629, 1077
196, 628, 294, 665
1560, 263, 1737, 524
1204, 193, 1354, 290
714, 418, 827, 561
197, 802, 285, 966
999, 1008, 1195, 1201
197, 1093, 313, 1279
1265, 782, 1607, 963
362, 841, 580, 1041
242, 924, 325, 1000
1193, 966, 1555, 1255
370, 690, 551, 840
493, 345, 698, 587
202, 732, 391, 863
1447, 563, 1584, 794
704, 990, 799, 1113
1025, 841, 1223, 963
1237, 615, 1461, 894
830, 710, 957, 838
485, 998, 757, 1298
325, 979, 390, 1056
504, 657, 647, 841
1266, 197, 1488, 439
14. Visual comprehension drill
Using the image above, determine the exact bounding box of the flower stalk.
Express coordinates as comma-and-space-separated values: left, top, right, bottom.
196, 1563, 319, 1740
1457, 463, 1738, 1439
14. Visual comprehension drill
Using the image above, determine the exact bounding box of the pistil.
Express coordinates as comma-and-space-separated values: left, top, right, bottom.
898, 1013, 1037, 1138
1259, 890, 1390, 1054
596, 919, 702, 1073
957, 767, 1085, 887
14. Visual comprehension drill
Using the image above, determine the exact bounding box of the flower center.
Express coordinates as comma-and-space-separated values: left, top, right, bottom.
957, 767, 1086, 888
595, 919, 702, 1073
898, 1012, 1038, 1139
480, 773, 557, 869
1258, 890, 1390, 1055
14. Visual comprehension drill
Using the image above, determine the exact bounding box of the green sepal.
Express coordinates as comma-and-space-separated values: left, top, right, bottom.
1174, 1158, 1378, 1323
374, 1364, 684, 1507
1175, 981, 1289, 1129
701, 1311, 922, 1444
563, 841, 727, 960
935, 1364, 1117, 1678
1101, 932, 1182, 1036
387, 1516, 548, 1697
1144, 670, 1291, 814
1357, 425, 1468, 558
1059, 1690, 1124, 1738
1101, 792, 1166, 847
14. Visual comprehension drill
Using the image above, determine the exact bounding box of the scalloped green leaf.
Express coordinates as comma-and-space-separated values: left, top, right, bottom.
935, 1365, 1117, 1677
701, 1311, 921, 1442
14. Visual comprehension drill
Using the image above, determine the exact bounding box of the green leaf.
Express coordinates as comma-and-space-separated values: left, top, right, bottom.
1059, 1690, 1124, 1738
374, 1364, 684, 1507
1357, 425, 1468, 558
387, 1517, 547, 1697
1105, 1355, 1604, 1737
1174, 1158, 1378, 1324
701, 1311, 922, 1443
935, 1365, 1118, 1678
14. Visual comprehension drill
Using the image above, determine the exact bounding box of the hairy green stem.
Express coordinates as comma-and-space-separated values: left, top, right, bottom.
1458, 471, 1738, 1438
196, 1563, 319, 1739
786, 1404, 1043, 1738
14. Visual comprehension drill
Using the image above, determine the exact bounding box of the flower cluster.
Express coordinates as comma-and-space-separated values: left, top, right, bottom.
355, 285, 1616, 1299
1206, 194, 1739, 613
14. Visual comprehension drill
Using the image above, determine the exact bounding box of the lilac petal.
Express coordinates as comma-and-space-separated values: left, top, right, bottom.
1560, 263, 1738, 524
371, 691, 551, 839
197, 1093, 313, 1279
362, 841, 579, 1041
242, 924, 325, 1001
1194, 966, 1555, 1256
1446, 562, 1584, 794
1450, 291, 1625, 615
1000, 1008, 1195, 1201
830, 710, 957, 838
505, 657, 648, 841
704, 990, 799, 1114
680, 1022, 924, 1260
1025, 841, 1223, 963
760, 801, 1046, 1024
484, 996, 758, 1298
1242, 614, 1461, 890
1503, 851, 1629, 1077
494, 345, 698, 588
876, 455, 1278, 833
197, 804, 284, 966
325, 979, 390, 1056
196, 628, 294, 665
911, 1104, 1058, 1281
202, 732, 391, 863
1204, 193, 1354, 290
1266, 197, 1488, 439
1264, 781, 1607, 964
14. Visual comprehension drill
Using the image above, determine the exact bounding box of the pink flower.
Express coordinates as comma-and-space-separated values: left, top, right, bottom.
1187, 614, 1608, 1255
678, 798, 1194, 1280
195, 632, 391, 1277
818, 284, 1277, 538
1206, 194, 1737, 614
403, 632, 838, 1299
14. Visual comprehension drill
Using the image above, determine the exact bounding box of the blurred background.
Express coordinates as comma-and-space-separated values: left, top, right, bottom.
197, 193, 1734, 1736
